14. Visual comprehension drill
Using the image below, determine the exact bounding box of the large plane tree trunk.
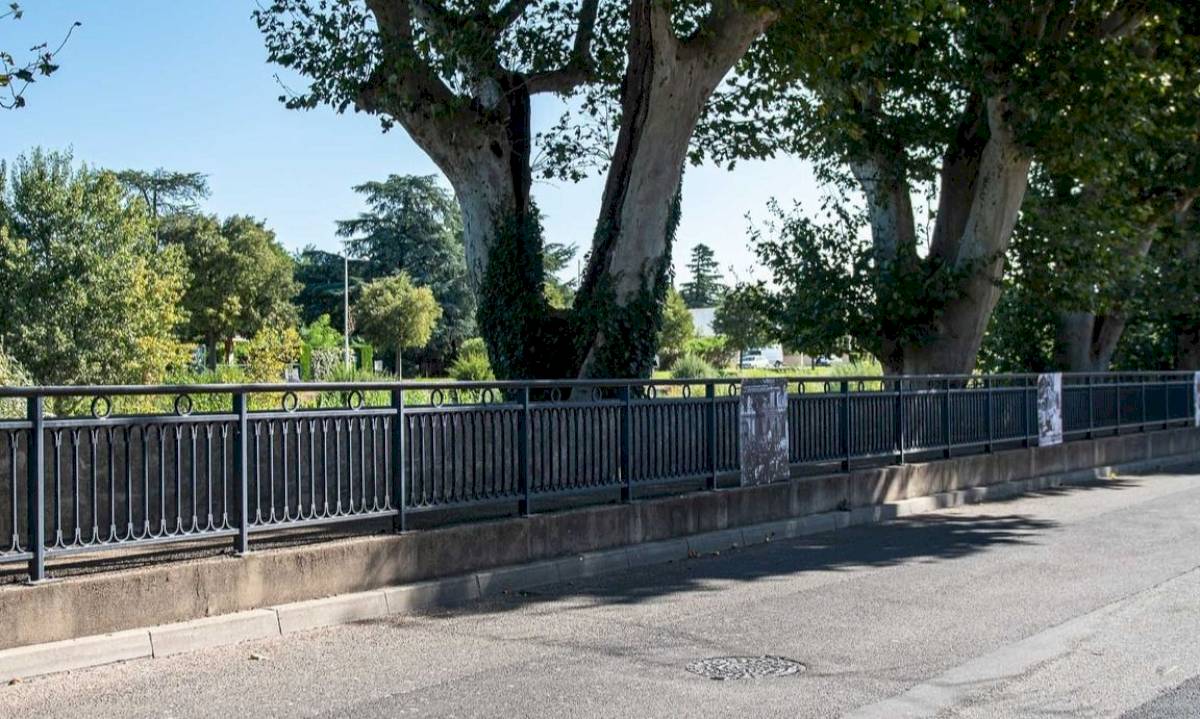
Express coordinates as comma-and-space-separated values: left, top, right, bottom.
360, 0, 773, 380
1051, 197, 1196, 373
902, 97, 1031, 375
849, 96, 1031, 376
573, 1, 772, 378
1054, 312, 1127, 372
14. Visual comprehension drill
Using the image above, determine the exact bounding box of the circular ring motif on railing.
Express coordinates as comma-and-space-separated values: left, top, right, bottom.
91, 395, 112, 419
682, 384, 692, 398
645, 385, 658, 399
281, 391, 299, 413
173, 394, 194, 416
726, 382, 740, 397
346, 389, 365, 410
481, 388, 495, 404
591, 387, 603, 402
430, 389, 444, 408
549, 387, 563, 403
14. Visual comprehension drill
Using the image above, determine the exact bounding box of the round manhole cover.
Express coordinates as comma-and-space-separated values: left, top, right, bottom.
685, 655, 806, 680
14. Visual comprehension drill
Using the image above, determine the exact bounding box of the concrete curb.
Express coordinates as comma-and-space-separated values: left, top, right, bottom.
149, 610, 281, 658
276, 591, 389, 635
1, 453, 1195, 683
0, 629, 152, 680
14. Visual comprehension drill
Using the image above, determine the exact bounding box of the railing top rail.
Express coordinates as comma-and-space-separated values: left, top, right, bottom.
0, 370, 1194, 398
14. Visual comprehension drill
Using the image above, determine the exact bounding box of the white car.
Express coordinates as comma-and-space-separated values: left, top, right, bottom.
739, 349, 784, 370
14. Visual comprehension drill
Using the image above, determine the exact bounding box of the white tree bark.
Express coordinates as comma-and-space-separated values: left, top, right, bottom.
575, 0, 775, 378
907, 97, 1032, 375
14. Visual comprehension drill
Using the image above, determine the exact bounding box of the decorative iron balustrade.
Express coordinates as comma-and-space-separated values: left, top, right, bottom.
0, 373, 1193, 580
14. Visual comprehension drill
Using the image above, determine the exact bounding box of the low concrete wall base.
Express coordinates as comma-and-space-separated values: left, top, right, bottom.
1, 427, 1198, 657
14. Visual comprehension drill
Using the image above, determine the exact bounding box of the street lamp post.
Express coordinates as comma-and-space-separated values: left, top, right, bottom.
343, 252, 351, 371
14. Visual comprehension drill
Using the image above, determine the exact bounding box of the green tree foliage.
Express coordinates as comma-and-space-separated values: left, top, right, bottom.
300, 314, 342, 350
656, 288, 694, 368
699, 1, 1176, 374
293, 246, 365, 333
162, 214, 299, 367
543, 241, 578, 309
115, 169, 210, 237
0, 4, 79, 110
353, 273, 442, 378
244, 325, 303, 382
712, 286, 772, 358
1111, 207, 1200, 370
0, 344, 31, 417
750, 198, 964, 366
679, 244, 724, 308
981, 7, 1200, 371
337, 175, 475, 371
0, 149, 190, 384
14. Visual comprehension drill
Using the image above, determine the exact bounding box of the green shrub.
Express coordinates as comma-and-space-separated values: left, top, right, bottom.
0, 346, 32, 418
684, 336, 733, 368
449, 338, 494, 382
670, 352, 717, 379
310, 348, 342, 380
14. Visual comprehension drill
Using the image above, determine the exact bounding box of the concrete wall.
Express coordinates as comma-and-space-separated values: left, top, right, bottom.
1, 427, 1197, 651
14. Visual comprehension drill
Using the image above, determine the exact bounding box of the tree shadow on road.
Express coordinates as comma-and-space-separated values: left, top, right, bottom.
452, 478, 1160, 615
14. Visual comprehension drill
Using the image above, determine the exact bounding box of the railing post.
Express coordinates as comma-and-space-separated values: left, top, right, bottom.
840, 380, 851, 472
1086, 376, 1094, 439
518, 386, 532, 516
391, 388, 406, 532
1115, 377, 1122, 436
705, 382, 718, 491
1022, 377, 1031, 447
893, 378, 905, 465
232, 392, 250, 554
985, 377, 993, 453
619, 386, 633, 502
943, 378, 953, 459
26, 395, 45, 582
1140, 377, 1148, 432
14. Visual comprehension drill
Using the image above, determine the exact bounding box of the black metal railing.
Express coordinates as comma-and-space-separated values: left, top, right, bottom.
0, 372, 1194, 580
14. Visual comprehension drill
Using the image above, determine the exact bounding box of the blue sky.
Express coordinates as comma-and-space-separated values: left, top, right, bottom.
4, 1, 820, 283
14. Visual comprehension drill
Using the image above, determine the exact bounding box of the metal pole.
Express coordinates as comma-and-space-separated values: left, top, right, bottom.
620, 386, 633, 502
26, 396, 45, 582
705, 382, 718, 491
391, 388, 406, 532
1140, 377, 1148, 432
894, 378, 905, 465
840, 380, 851, 472
1086, 375, 1094, 439
943, 378, 952, 459
1022, 377, 1031, 447
232, 392, 250, 554
343, 253, 351, 371
985, 377, 993, 453
1115, 377, 1122, 436
518, 387, 532, 516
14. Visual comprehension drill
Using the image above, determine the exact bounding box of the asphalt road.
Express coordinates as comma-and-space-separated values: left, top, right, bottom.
5, 467, 1200, 718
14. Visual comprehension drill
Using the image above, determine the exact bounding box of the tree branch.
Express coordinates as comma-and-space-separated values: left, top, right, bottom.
493, 0, 537, 31
678, 0, 777, 77
358, 0, 463, 120
526, 0, 600, 95
1098, 1, 1149, 39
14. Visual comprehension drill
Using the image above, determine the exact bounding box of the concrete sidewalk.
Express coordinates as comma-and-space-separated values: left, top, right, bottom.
3, 465, 1200, 718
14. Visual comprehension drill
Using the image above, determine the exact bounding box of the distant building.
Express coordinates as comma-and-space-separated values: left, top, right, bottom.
689, 307, 716, 337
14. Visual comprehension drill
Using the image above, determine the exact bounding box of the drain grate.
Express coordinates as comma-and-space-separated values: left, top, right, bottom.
685, 655, 806, 681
